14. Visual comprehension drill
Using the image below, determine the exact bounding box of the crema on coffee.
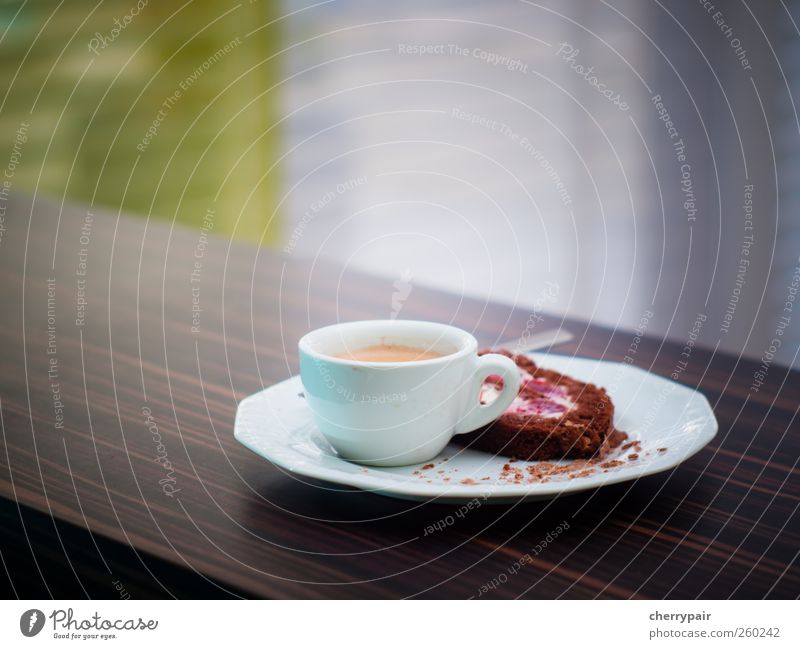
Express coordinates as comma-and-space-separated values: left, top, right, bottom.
333, 343, 445, 362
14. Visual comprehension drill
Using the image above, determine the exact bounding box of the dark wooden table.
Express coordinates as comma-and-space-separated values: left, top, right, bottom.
1, 194, 797, 599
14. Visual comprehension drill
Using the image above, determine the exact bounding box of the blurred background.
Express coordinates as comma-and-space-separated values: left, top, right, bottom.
1, 0, 798, 366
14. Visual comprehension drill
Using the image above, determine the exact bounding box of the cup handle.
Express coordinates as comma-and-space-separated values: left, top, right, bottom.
454, 353, 521, 434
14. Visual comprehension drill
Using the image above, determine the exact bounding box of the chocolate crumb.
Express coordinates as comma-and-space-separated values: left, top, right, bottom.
404, 427, 654, 488
657, 447, 668, 453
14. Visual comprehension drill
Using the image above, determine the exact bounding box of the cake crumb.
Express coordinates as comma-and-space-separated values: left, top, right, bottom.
400, 425, 655, 488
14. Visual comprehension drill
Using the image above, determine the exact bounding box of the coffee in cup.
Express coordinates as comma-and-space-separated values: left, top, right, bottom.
298, 320, 521, 466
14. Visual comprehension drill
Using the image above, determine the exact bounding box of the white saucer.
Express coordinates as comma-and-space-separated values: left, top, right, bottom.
234, 354, 718, 503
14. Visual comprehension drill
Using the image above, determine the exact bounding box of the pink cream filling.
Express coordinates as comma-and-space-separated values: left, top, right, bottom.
480, 372, 574, 419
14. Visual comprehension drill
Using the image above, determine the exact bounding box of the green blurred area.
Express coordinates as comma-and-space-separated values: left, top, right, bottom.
0, 0, 283, 243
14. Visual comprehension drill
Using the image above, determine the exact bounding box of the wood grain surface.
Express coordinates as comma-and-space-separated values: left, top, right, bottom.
1, 194, 798, 599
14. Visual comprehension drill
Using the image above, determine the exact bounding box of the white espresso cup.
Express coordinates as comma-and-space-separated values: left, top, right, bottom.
298, 320, 520, 466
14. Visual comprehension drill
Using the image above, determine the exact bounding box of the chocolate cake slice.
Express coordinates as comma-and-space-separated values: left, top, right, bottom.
462, 349, 615, 460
